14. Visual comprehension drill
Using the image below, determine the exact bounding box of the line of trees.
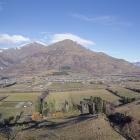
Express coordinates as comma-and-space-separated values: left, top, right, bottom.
82, 96, 114, 115
90, 96, 104, 113
106, 88, 136, 105
120, 97, 135, 104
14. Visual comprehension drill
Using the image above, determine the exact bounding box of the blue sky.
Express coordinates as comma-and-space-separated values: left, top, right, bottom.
0, 0, 140, 62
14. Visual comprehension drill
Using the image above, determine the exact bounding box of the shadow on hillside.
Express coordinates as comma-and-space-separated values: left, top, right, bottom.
0, 114, 98, 133
22, 114, 98, 130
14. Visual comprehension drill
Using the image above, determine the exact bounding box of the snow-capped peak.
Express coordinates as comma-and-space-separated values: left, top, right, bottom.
0, 48, 9, 52
16, 41, 47, 49
33, 41, 47, 46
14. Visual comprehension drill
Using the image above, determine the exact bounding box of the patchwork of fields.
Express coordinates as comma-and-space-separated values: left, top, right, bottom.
0, 88, 120, 117
1, 81, 140, 118
0, 81, 140, 140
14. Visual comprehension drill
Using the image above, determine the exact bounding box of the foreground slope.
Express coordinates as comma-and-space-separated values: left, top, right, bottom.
15, 116, 125, 140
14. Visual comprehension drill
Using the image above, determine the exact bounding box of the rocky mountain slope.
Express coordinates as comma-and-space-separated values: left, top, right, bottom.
0, 39, 139, 76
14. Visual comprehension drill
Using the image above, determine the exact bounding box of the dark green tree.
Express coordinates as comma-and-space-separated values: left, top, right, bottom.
93, 97, 103, 113
35, 98, 42, 114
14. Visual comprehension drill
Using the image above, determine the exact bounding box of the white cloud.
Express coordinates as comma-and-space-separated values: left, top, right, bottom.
72, 14, 132, 27
73, 14, 112, 22
0, 34, 30, 44
50, 33, 95, 46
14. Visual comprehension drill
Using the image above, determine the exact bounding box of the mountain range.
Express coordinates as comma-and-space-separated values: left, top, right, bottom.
133, 62, 140, 67
0, 39, 139, 77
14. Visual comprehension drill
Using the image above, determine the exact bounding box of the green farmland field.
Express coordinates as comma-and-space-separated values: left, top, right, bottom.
110, 86, 140, 98
48, 82, 106, 91
46, 89, 120, 110
0, 92, 41, 118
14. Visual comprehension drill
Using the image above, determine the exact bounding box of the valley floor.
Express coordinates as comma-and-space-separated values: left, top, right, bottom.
0, 80, 140, 140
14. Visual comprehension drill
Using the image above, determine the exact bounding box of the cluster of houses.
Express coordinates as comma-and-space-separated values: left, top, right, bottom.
45, 75, 92, 83
43, 74, 135, 85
